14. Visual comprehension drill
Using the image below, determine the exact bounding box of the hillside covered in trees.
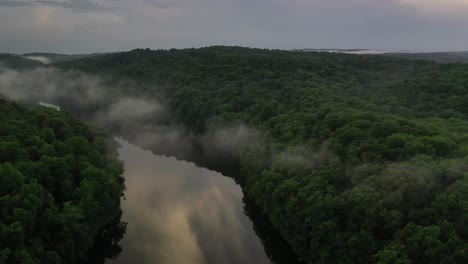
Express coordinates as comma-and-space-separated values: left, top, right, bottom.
383, 51, 468, 64
53, 46, 468, 263
0, 54, 44, 70
0, 99, 125, 263
22, 53, 107, 64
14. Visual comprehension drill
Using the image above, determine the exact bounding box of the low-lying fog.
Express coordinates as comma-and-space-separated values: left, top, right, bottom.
0, 66, 304, 264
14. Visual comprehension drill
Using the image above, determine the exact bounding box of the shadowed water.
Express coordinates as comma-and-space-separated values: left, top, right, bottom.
110, 138, 273, 264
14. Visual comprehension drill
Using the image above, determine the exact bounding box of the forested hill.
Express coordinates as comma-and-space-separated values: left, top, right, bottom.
56, 47, 468, 123
0, 54, 44, 70
0, 99, 125, 263
383, 51, 468, 63
22, 53, 108, 64
56, 47, 468, 263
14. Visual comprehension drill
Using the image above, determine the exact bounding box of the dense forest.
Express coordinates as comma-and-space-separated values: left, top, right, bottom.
29, 47, 468, 263
21, 53, 108, 64
384, 51, 468, 63
0, 99, 125, 263
0, 54, 44, 70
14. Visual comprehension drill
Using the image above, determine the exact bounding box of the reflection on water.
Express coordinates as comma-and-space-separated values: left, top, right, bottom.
110, 139, 272, 264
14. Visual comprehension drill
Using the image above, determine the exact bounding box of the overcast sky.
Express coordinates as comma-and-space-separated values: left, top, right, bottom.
1, 0, 468, 53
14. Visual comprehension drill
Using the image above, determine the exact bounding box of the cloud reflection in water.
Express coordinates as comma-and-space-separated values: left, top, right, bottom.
110, 139, 271, 264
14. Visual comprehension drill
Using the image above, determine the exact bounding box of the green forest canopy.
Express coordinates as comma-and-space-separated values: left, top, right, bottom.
53, 46, 468, 263
0, 54, 44, 70
0, 99, 124, 264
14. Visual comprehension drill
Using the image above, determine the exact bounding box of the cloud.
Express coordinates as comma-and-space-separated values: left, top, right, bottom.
1, 0, 468, 53
0, 0, 111, 12
399, 0, 468, 13
0, 0, 32, 7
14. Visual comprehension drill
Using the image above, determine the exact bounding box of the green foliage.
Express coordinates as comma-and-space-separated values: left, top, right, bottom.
57, 46, 468, 263
0, 99, 124, 264
0, 54, 44, 70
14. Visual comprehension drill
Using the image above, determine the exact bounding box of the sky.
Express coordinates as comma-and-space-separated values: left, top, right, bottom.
0, 0, 468, 53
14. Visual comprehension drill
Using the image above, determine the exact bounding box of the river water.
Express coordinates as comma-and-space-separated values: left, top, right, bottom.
35, 101, 300, 264
110, 138, 274, 264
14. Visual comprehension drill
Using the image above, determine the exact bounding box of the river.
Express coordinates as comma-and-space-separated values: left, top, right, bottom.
36, 101, 301, 264
110, 138, 275, 264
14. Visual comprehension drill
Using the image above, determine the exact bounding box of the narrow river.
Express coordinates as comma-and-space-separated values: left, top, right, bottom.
110, 138, 274, 264
36, 102, 301, 264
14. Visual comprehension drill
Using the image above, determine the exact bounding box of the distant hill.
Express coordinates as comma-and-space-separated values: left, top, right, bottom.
23, 52, 109, 64
296, 48, 468, 63
384, 51, 468, 63
0, 53, 44, 69
296, 48, 385, 54
294, 48, 421, 55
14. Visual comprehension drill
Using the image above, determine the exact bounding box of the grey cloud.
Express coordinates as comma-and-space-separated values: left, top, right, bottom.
0, 0, 33, 7
40, 0, 110, 12
142, 0, 182, 9
0, 0, 110, 11
2, 0, 468, 52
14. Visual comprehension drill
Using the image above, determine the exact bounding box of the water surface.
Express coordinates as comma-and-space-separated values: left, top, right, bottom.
111, 139, 273, 264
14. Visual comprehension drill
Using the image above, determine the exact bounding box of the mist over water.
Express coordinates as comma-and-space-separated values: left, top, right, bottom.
0, 67, 260, 162
111, 139, 271, 264
0, 66, 304, 264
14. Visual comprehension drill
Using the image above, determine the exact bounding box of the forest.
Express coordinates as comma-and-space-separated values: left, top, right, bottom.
0, 99, 125, 263
0, 46, 467, 263
55, 47, 468, 263
0, 54, 44, 70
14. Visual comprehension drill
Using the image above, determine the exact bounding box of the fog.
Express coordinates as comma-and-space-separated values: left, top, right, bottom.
272, 144, 334, 177
0, 66, 261, 163
24, 56, 51, 64
0, 65, 284, 263
0, 66, 329, 178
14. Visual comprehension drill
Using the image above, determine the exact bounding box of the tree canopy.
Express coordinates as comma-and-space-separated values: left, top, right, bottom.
0, 99, 124, 264
57, 46, 468, 263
